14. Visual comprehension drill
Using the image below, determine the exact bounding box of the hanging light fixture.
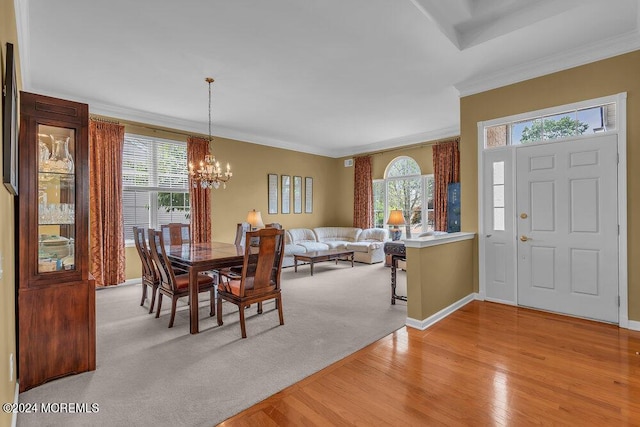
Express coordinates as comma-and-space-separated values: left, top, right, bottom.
189, 77, 232, 189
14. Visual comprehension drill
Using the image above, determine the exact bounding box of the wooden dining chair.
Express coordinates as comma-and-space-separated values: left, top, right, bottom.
234, 222, 251, 246
148, 228, 216, 328
133, 226, 160, 314
161, 223, 191, 246
217, 228, 285, 338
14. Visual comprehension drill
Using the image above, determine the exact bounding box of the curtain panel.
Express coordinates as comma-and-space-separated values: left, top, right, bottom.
432, 138, 460, 231
187, 137, 212, 243
353, 156, 373, 229
89, 119, 126, 287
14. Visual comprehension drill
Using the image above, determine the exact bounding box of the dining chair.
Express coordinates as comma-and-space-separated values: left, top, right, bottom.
133, 226, 159, 314
148, 228, 216, 328
234, 222, 251, 246
161, 223, 191, 246
217, 228, 285, 338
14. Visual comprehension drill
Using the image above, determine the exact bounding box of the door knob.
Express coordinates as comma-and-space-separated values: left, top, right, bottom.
520, 213, 528, 219
520, 235, 530, 242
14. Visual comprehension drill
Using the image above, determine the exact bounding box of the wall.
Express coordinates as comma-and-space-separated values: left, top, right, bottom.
333, 143, 436, 226
460, 50, 640, 322
122, 121, 341, 280
0, 0, 19, 422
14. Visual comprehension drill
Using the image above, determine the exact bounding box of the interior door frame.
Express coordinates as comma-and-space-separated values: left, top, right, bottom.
477, 92, 628, 328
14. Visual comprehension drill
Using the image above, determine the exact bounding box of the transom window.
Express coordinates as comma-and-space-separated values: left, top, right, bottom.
373, 156, 434, 238
122, 134, 190, 243
485, 101, 616, 148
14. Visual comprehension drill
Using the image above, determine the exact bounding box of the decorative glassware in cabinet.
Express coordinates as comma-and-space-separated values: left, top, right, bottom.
37, 125, 76, 273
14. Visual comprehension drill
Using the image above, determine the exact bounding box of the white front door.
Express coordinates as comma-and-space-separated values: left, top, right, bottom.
483, 148, 516, 304
516, 135, 619, 323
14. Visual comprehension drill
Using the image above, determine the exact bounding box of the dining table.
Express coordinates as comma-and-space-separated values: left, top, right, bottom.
167, 241, 246, 334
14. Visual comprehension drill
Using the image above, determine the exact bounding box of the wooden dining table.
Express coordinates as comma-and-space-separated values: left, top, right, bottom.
167, 241, 246, 334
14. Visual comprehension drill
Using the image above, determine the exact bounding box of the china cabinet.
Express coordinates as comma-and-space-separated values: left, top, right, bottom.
17, 92, 95, 391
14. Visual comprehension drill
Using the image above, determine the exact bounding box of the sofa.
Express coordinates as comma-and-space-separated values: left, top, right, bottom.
283, 227, 389, 267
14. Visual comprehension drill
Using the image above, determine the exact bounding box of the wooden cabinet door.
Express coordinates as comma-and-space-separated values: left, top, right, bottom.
18, 92, 95, 391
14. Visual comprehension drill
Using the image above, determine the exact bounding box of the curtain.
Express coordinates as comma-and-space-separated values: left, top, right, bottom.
187, 136, 212, 243
353, 156, 373, 229
432, 138, 460, 231
89, 119, 126, 287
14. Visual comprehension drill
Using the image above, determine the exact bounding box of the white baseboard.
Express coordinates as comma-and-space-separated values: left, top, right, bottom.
405, 293, 477, 331
11, 381, 18, 427
628, 319, 640, 331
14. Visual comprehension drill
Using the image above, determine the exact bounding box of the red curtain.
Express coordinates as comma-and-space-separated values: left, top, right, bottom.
353, 156, 373, 229
432, 139, 460, 231
89, 119, 126, 286
187, 136, 212, 243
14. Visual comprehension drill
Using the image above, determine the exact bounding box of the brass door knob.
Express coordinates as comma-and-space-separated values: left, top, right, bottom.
520, 235, 530, 242
520, 213, 528, 219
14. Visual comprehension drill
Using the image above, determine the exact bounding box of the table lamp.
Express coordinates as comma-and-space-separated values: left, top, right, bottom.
246, 209, 264, 246
246, 209, 265, 230
386, 209, 405, 241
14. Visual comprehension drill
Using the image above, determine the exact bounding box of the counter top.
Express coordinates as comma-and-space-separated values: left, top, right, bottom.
403, 232, 476, 248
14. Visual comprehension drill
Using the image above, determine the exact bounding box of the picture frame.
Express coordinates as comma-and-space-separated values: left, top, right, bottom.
293, 176, 302, 214
305, 177, 313, 213
3, 43, 18, 195
268, 173, 278, 214
281, 175, 290, 214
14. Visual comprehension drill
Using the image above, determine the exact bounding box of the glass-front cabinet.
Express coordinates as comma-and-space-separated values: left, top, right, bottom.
18, 92, 95, 392
37, 126, 77, 273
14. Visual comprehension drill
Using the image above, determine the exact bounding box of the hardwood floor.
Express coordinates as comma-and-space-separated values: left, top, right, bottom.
218, 301, 640, 426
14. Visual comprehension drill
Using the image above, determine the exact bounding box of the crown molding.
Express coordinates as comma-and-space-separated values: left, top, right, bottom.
336, 125, 460, 158
14, 0, 31, 89
455, 29, 640, 97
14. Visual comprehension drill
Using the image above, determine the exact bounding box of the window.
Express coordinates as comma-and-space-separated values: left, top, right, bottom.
122, 134, 190, 243
373, 156, 434, 238
485, 102, 616, 148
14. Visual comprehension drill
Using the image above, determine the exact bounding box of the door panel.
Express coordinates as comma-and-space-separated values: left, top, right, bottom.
516, 135, 618, 323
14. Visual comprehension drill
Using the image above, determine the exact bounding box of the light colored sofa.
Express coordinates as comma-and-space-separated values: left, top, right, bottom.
283, 227, 389, 267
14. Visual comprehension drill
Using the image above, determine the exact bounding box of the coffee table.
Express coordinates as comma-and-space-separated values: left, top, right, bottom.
294, 249, 355, 276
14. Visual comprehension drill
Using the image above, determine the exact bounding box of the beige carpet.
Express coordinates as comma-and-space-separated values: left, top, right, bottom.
17, 262, 407, 426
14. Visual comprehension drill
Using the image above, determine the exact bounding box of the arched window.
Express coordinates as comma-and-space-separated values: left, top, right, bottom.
373, 156, 434, 238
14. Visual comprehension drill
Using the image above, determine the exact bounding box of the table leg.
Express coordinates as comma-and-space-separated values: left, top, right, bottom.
294, 258, 298, 272
391, 258, 397, 305
350, 253, 354, 267
310, 261, 314, 276
189, 267, 199, 334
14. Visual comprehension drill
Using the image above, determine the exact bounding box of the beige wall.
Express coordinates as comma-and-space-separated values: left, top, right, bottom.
0, 0, 19, 421
460, 50, 640, 321
406, 239, 474, 320
122, 121, 342, 280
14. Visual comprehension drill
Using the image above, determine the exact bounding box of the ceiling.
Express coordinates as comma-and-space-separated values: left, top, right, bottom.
16, 0, 640, 157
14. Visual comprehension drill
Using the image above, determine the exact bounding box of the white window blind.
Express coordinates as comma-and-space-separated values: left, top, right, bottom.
122, 135, 190, 242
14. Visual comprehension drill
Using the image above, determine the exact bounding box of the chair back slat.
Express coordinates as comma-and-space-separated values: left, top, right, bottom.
234, 222, 251, 246
160, 223, 191, 246
133, 226, 157, 282
239, 228, 284, 296
148, 229, 179, 292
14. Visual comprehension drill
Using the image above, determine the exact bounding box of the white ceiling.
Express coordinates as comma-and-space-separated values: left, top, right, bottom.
16, 0, 640, 157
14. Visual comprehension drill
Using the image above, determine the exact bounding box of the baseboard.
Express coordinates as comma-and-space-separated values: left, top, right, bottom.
11, 381, 18, 427
405, 293, 477, 331
628, 319, 640, 331
122, 278, 141, 287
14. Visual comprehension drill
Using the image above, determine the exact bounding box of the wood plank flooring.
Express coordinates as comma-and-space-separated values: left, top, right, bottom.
218, 301, 640, 426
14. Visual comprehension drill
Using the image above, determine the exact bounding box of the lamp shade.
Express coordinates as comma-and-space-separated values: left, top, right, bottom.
246, 209, 265, 229
386, 210, 406, 227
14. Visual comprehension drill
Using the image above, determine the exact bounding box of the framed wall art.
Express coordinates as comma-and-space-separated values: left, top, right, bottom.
281, 175, 290, 214
3, 42, 18, 195
305, 177, 313, 213
293, 176, 302, 214
268, 173, 278, 214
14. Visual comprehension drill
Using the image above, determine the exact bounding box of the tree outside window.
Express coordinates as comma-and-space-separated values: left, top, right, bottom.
374, 156, 434, 239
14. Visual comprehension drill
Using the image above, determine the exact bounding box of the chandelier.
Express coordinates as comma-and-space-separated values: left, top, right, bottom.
189, 77, 232, 189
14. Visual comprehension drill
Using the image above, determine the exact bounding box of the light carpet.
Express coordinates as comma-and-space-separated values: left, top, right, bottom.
17, 262, 407, 426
